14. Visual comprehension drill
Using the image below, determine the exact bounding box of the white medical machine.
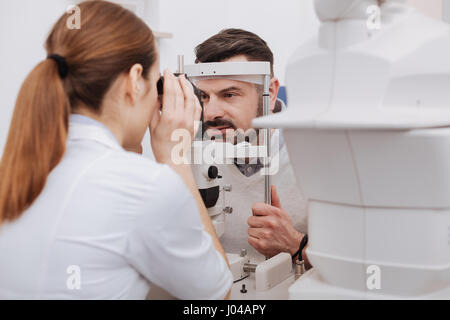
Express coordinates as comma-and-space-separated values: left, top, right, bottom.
254, 0, 450, 299
185, 61, 298, 299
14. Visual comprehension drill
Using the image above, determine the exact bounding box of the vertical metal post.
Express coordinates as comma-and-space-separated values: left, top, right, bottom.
263, 75, 271, 205
177, 55, 184, 74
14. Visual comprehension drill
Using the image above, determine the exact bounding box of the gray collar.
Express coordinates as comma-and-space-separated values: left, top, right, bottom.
234, 99, 286, 177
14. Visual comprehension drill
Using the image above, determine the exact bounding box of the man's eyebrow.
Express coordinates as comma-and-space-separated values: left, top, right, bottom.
216, 86, 243, 95
199, 86, 244, 97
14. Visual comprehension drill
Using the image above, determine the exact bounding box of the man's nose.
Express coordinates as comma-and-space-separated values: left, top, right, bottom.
204, 98, 226, 122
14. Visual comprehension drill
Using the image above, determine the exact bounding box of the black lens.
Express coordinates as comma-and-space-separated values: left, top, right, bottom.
157, 76, 164, 95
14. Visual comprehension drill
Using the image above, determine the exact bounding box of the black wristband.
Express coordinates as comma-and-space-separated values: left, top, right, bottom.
292, 234, 308, 261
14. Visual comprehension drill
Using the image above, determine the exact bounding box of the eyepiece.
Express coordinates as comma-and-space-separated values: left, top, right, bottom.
157, 76, 164, 96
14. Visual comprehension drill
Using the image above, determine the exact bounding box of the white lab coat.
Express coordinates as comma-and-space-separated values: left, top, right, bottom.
0, 115, 232, 300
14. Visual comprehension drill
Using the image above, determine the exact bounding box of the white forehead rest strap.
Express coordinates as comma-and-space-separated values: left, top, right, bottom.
185, 61, 270, 76
189, 75, 265, 85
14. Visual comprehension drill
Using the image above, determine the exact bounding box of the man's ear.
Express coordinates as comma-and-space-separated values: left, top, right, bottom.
125, 64, 144, 106
269, 77, 280, 113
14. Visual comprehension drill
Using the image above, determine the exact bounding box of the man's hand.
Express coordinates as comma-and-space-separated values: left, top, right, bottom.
248, 186, 304, 259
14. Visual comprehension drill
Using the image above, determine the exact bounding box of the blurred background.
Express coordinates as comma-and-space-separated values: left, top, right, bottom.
0, 0, 447, 158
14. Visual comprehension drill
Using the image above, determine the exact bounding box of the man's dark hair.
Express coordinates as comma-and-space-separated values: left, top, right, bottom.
195, 28, 274, 77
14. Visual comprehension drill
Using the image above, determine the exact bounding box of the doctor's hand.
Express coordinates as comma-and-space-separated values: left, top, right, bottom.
150, 70, 202, 165
248, 186, 304, 259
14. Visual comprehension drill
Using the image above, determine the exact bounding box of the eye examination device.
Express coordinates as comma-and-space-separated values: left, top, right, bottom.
183, 59, 295, 299
254, 0, 450, 299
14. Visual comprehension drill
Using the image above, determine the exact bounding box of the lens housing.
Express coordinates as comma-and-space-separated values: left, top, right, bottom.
157, 76, 164, 96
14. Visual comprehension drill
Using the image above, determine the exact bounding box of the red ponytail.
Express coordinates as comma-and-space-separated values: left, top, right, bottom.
0, 60, 69, 222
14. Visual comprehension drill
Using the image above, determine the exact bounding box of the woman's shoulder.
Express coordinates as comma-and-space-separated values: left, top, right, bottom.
114, 149, 165, 171
100, 150, 195, 222
85, 148, 179, 190
59, 146, 190, 210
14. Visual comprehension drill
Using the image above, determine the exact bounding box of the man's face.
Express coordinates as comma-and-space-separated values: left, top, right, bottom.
195, 55, 262, 142
197, 78, 261, 140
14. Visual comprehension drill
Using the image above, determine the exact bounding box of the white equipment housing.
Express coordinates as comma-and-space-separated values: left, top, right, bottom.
254, 0, 450, 299
191, 140, 267, 237
190, 141, 293, 299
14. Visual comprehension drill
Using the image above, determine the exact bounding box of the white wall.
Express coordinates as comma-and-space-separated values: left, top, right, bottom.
157, 0, 319, 85
141, 0, 319, 159
0, 0, 73, 157
0, 0, 319, 158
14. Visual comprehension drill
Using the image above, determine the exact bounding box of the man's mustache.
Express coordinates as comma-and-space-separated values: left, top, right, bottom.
203, 119, 260, 144
204, 119, 237, 130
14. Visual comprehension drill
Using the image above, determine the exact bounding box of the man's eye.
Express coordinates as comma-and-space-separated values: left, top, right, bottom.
201, 94, 209, 100
224, 93, 236, 98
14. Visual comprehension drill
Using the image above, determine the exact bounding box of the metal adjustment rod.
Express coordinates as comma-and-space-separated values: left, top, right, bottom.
263, 75, 271, 205
223, 207, 233, 214
177, 55, 184, 74
223, 185, 233, 214
243, 263, 257, 273
295, 260, 306, 280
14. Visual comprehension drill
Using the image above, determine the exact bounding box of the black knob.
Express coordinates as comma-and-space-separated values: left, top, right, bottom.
208, 166, 219, 179
240, 284, 247, 294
